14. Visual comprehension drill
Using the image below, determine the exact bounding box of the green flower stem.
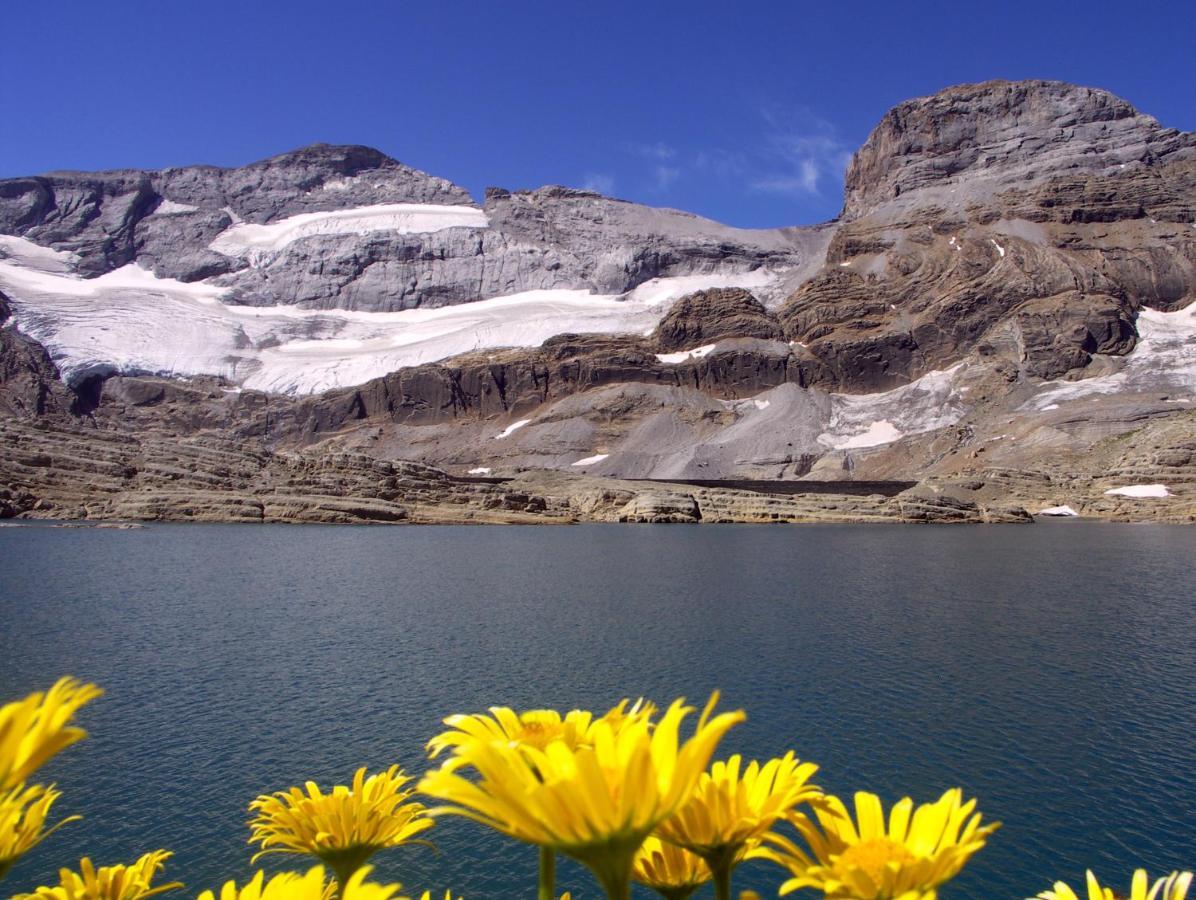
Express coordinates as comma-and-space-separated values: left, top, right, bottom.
539, 846, 556, 900
322, 846, 376, 899
596, 866, 632, 900
701, 845, 739, 900
712, 864, 732, 900
656, 887, 698, 900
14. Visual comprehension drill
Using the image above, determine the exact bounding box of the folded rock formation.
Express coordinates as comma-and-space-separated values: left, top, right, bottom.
1, 79, 1193, 523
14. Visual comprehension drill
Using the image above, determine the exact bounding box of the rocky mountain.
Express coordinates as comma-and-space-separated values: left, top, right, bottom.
1, 79, 1194, 524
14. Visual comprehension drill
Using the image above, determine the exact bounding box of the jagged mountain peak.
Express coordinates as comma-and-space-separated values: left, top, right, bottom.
842, 78, 1195, 220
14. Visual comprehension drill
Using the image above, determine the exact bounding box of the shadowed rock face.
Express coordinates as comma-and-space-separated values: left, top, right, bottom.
1, 79, 1195, 522
655, 288, 784, 351
0, 145, 474, 280
0, 291, 73, 417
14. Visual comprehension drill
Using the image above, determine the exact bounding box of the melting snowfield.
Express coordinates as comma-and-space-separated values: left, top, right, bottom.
1026, 301, 1196, 409
817, 365, 966, 450
209, 203, 489, 261
0, 236, 777, 395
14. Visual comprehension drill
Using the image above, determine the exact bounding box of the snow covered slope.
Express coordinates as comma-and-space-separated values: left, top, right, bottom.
209, 203, 488, 262
0, 236, 778, 394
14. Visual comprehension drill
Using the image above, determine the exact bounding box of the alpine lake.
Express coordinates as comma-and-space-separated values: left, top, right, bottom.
1, 521, 1193, 898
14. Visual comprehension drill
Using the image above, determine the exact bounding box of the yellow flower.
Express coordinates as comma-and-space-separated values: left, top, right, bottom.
248, 766, 434, 886
1033, 869, 1193, 900
763, 788, 998, 899
0, 783, 80, 881
0, 678, 103, 791
632, 836, 711, 900
420, 692, 744, 899
11, 850, 181, 900
657, 752, 822, 898
426, 700, 655, 770
198, 866, 402, 900
427, 707, 595, 763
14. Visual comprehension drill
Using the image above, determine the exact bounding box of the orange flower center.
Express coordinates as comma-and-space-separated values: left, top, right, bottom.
834, 837, 917, 887
514, 719, 564, 749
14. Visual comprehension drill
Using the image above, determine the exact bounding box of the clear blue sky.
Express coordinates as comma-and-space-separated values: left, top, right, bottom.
2, 0, 1193, 228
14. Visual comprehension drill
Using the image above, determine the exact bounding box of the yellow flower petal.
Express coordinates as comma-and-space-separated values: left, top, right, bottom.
248, 766, 434, 882
0, 782, 80, 878
766, 788, 998, 899
1032, 869, 1193, 900
0, 679, 103, 791
12, 850, 180, 900
632, 835, 711, 894
421, 692, 743, 897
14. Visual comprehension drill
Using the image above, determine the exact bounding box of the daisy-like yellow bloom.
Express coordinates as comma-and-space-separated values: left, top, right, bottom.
657, 752, 823, 899
1033, 869, 1193, 900
427, 707, 595, 764
12, 850, 181, 900
427, 699, 653, 900
763, 788, 999, 899
0, 783, 79, 882
248, 766, 433, 887
426, 700, 655, 769
632, 836, 712, 900
420, 692, 744, 899
199, 866, 402, 900
0, 678, 103, 791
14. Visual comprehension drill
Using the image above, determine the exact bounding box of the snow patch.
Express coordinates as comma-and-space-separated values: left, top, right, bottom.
1104, 484, 1171, 498
817, 365, 966, 450
494, 419, 531, 440
572, 454, 609, 466
624, 269, 777, 308
656, 344, 717, 364
0, 236, 79, 274
209, 203, 489, 260
154, 200, 200, 215
467, 467, 492, 475
1038, 505, 1078, 517
1041, 403, 1059, 411
829, 420, 904, 449
990, 238, 1006, 257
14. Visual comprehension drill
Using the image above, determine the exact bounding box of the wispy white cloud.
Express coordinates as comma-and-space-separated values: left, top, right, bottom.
607, 106, 852, 213
581, 172, 615, 195
750, 106, 853, 197
694, 148, 748, 179
653, 165, 681, 190
623, 141, 677, 161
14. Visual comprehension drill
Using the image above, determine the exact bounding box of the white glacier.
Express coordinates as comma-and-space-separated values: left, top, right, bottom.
0, 238, 783, 396
208, 203, 490, 259
817, 366, 965, 450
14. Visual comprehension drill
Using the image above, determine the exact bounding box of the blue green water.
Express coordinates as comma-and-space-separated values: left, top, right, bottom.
1, 522, 1194, 898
